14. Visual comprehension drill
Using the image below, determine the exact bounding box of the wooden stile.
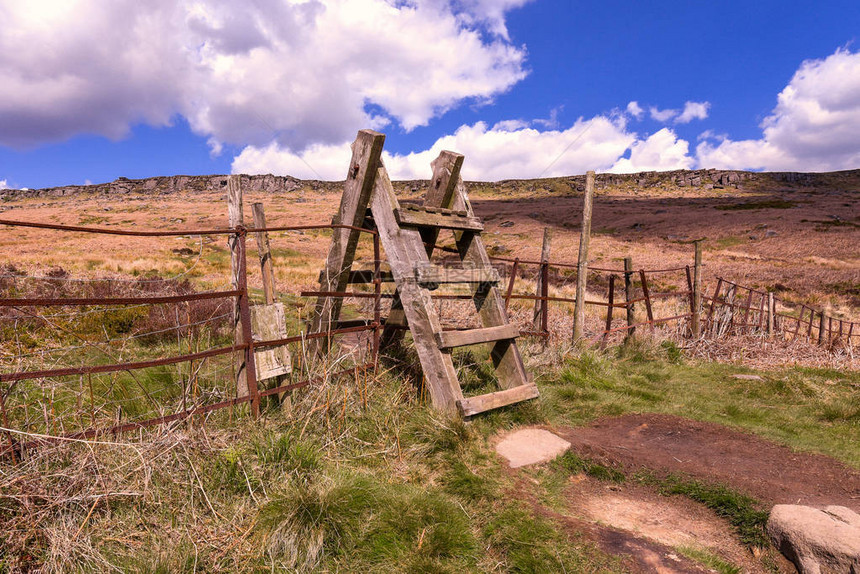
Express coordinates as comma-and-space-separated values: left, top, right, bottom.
310, 133, 537, 417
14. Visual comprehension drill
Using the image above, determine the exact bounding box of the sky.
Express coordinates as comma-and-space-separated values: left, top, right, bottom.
1, 0, 860, 190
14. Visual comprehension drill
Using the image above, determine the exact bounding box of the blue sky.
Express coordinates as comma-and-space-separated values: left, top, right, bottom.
1, 0, 859, 189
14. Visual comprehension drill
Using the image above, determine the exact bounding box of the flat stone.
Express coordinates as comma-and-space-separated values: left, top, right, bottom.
732, 374, 763, 380
496, 428, 571, 468
768, 504, 860, 573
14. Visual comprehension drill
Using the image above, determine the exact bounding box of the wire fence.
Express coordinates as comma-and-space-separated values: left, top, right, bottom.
2, 217, 855, 458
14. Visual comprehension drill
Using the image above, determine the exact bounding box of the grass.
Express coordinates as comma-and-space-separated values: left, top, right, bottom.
538, 342, 860, 468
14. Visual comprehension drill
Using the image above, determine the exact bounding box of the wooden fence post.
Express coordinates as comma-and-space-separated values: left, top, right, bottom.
818, 313, 827, 347
685, 265, 694, 336
252, 202, 292, 413
227, 175, 251, 404
572, 171, 594, 342
504, 258, 518, 311
623, 256, 635, 339
540, 261, 549, 340
766, 292, 775, 335
236, 231, 260, 418
533, 227, 553, 331
691, 240, 703, 338
706, 278, 723, 334
600, 275, 615, 349
639, 269, 654, 330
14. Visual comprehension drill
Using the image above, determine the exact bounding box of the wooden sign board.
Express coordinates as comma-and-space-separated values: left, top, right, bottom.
251, 303, 292, 380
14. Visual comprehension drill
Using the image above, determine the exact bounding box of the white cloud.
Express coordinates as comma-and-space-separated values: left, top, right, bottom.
234, 116, 700, 181
609, 128, 694, 173
649, 106, 678, 122
626, 101, 644, 120
697, 48, 860, 171
0, 0, 528, 150
676, 101, 710, 123
0, 179, 8, 190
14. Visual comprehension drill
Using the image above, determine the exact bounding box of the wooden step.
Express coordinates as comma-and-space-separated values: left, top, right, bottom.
415, 265, 500, 287
456, 383, 540, 417
436, 323, 519, 349
394, 206, 483, 231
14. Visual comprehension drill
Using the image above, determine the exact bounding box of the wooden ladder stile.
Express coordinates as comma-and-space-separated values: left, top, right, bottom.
310, 131, 538, 417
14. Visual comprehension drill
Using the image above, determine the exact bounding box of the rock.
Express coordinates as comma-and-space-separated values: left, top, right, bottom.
496, 429, 571, 468
732, 374, 763, 381
768, 505, 860, 574
499, 221, 515, 228
765, 230, 779, 238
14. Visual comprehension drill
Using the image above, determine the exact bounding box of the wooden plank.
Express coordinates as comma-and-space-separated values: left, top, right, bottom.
426, 151, 465, 208
310, 130, 385, 350
318, 269, 395, 284
252, 203, 278, 305
436, 324, 520, 349
369, 165, 465, 413
456, 383, 540, 417
251, 303, 292, 380
415, 265, 500, 286
394, 208, 484, 231
691, 240, 703, 337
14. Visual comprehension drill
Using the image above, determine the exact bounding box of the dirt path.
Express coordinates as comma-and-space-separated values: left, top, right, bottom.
553, 413, 860, 512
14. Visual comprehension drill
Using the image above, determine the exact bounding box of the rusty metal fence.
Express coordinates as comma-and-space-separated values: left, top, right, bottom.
0, 218, 382, 459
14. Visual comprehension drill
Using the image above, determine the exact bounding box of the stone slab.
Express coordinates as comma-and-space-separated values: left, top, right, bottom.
496, 428, 571, 468
767, 504, 860, 573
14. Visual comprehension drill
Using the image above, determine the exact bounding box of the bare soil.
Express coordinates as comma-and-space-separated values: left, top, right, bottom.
554, 414, 860, 511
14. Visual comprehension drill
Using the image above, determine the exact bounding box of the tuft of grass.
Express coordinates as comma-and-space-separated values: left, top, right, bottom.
552, 451, 625, 483
676, 546, 741, 574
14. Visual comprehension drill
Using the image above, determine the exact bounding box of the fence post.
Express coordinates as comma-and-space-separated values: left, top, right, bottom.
533, 227, 553, 330
623, 257, 635, 340
766, 292, 775, 335
600, 275, 615, 349
227, 176, 251, 405
639, 269, 654, 330
818, 313, 827, 347
685, 265, 694, 337
572, 170, 594, 342
504, 258, 519, 311
706, 278, 723, 334
692, 240, 702, 338
540, 261, 549, 340
236, 230, 260, 418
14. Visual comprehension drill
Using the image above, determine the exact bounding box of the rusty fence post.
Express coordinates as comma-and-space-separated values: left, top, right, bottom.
236, 230, 260, 417
372, 232, 381, 371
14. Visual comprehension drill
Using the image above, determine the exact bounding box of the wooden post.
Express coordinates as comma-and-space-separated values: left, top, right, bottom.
504, 258, 519, 311
252, 203, 277, 305
572, 170, 594, 342
251, 202, 293, 413
685, 265, 694, 336
310, 130, 386, 354
818, 313, 827, 347
706, 278, 723, 334
741, 288, 754, 334
533, 227, 553, 329
639, 270, 654, 329
540, 261, 549, 338
236, 232, 260, 417
766, 292, 775, 335
600, 275, 615, 349
691, 240, 702, 338
227, 175, 249, 402
372, 233, 381, 370
623, 257, 635, 339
